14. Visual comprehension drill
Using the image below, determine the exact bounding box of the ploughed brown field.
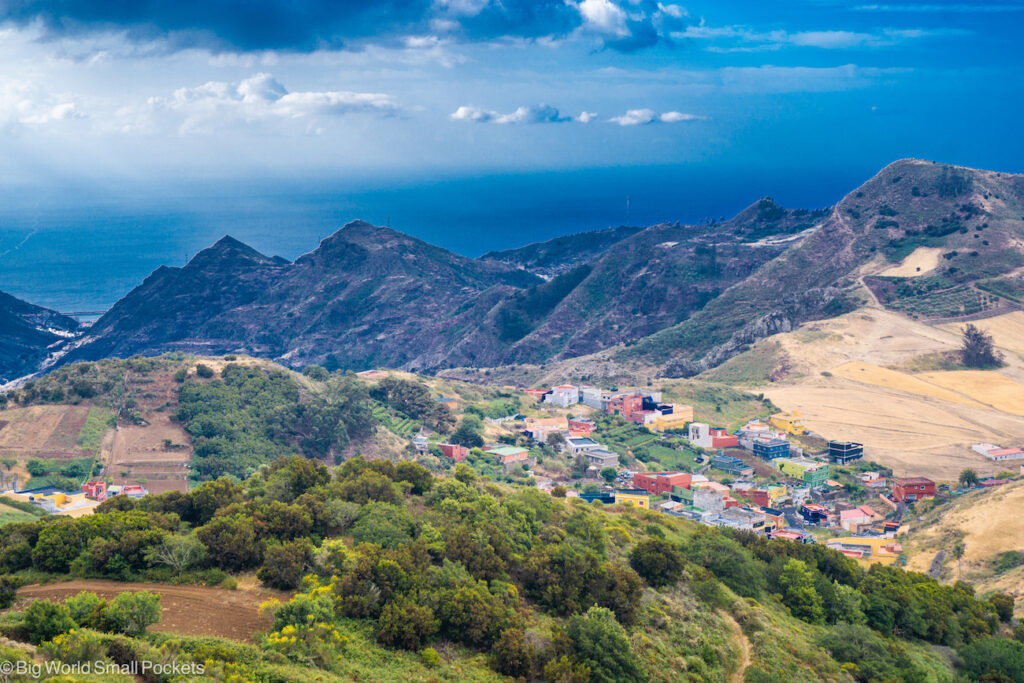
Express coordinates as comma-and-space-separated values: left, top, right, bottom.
18, 579, 284, 643
0, 405, 91, 458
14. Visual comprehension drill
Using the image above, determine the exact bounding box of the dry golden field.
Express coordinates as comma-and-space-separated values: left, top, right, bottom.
903, 481, 1024, 613
939, 310, 1024, 358
755, 308, 1024, 479
877, 246, 943, 277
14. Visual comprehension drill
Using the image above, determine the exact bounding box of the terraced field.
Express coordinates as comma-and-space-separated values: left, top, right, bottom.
106, 367, 192, 493
370, 404, 421, 438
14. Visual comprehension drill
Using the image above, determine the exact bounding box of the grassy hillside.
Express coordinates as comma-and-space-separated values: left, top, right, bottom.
1, 455, 1018, 681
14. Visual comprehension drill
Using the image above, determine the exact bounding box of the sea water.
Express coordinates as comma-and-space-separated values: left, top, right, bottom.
0, 163, 863, 313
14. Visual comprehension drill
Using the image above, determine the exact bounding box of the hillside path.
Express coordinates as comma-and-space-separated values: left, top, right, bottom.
721, 611, 752, 683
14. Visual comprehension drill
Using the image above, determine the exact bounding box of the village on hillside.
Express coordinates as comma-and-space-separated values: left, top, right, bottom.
3, 364, 1022, 576
415, 381, 1023, 568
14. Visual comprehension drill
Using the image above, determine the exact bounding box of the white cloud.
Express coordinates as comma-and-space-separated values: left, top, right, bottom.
609, 108, 704, 125
577, 111, 598, 123
451, 103, 572, 124
674, 24, 965, 51
130, 73, 397, 134
237, 73, 288, 103
450, 105, 495, 122
658, 111, 703, 123
576, 0, 630, 36
0, 80, 86, 129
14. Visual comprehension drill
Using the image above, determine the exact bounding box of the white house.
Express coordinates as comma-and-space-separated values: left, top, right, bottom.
544, 385, 579, 408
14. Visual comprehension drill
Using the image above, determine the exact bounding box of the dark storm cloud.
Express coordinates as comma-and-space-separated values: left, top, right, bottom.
453, 0, 583, 40
0, 0, 690, 53
0, 0, 434, 51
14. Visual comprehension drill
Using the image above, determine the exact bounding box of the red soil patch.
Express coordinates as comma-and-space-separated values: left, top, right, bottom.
18, 579, 285, 643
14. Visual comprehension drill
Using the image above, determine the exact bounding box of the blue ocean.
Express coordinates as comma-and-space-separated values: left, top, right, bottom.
0, 164, 867, 314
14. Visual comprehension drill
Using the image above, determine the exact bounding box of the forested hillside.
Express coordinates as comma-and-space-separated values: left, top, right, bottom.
1, 456, 1020, 681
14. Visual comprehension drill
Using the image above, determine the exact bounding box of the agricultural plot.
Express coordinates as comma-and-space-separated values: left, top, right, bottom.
877, 247, 943, 277
829, 361, 984, 407
0, 404, 107, 489
886, 285, 997, 319
18, 579, 280, 643
977, 276, 1024, 304
370, 404, 421, 438
918, 371, 1024, 416
0, 405, 93, 458
106, 368, 192, 494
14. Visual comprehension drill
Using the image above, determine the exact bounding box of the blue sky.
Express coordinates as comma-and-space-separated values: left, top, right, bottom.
0, 0, 1021, 188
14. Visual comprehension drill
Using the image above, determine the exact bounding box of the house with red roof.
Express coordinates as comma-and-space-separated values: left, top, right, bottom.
892, 477, 935, 502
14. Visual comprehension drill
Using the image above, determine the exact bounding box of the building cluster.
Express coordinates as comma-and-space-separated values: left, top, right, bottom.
428, 380, 976, 565
533, 384, 694, 433
527, 399, 943, 561
3, 480, 148, 518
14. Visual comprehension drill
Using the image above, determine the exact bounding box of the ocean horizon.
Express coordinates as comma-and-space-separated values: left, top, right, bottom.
0, 163, 871, 313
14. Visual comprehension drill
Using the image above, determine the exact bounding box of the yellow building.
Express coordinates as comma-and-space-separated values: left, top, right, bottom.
5, 488, 100, 517
650, 404, 694, 432
825, 537, 902, 565
614, 489, 650, 509
769, 411, 806, 436
764, 485, 788, 506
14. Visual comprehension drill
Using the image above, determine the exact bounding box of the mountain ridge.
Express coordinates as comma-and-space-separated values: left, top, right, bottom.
5, 158, 1024, 381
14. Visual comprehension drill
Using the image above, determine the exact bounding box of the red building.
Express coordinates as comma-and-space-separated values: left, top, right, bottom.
81, 481, 107, 502
740, 488, 772, 508
632, 471, 691, 496
568, 417, 595, 435
606, 394, 643, 419
892, 477, 936, 502
439, 443, 469, 462
707, 428, 739, 448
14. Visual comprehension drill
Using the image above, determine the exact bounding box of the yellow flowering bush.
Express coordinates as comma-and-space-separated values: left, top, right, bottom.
40, 628, 105, 664
264, 620, 346, 667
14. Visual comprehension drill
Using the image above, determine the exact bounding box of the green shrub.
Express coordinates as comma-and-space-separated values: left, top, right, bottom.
565, 606, 646, 683
376, 597, 438, 650
100, 591, 161, 637
23, 599, 77, 644
494, 627, 534, 677
40, 627, 106, 664
258, 540, 312, 590
420, 647, 440, 668
959, 637, 1024, 681
0, 574, 21, 609
64, 591, 106, 625
629, 539, 685, 588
